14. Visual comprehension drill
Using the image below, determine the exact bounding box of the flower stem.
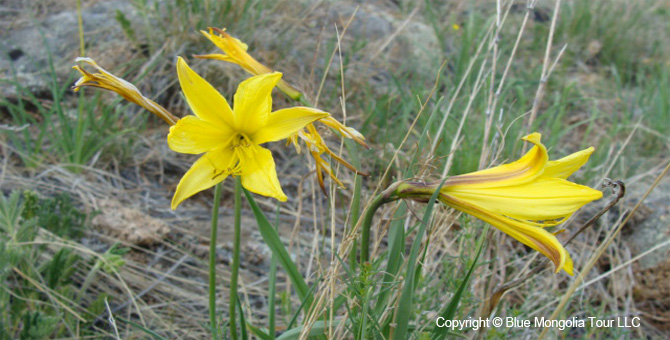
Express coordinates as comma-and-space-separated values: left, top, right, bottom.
209, 183, 223, 338
359, 182, 417, 264
229, 176, 243, 340
359, 194, 390, 264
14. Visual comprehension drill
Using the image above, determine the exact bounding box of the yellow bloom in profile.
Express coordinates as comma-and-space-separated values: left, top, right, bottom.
396, 133, 602, 275
72, 57, 179, 125
197, 27, 303, 100
169, 57, 329, 209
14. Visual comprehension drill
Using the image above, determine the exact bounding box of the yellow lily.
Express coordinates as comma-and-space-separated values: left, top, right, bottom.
197, 27, 369, 192
72, 57, 179, 125
395, 133, 602, 275
197, 27, 303, 100
168, 57, 329, 209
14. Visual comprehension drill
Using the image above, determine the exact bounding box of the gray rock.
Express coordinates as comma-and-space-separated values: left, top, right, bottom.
0, 0, 140, 98
623, 180, 670, 270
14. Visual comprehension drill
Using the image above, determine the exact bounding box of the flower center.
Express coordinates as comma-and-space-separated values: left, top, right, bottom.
230, 133, 252, 149
211, 133, 252, 180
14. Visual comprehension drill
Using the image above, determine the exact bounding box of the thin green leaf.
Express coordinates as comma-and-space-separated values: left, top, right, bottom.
393, 179, 447, 340
431, 227, 487, 340
276, 320, 341, 340
244, 189, 313, 309
117, 317, 166, 340
247, 323, 273, 340
374, 202, 406, 319
237, 295, 249, 340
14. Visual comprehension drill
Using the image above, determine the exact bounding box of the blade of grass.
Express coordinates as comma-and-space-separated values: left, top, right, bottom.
374, 202, 406, 317
244, 189, 313, 309
431, 227, 487, 340
276, 320, 342, 340
117, 317, 166, 340
247, 323, 273, 340
237, 295, 249, 340
392, 178, 447, 340
268, 204, 281, 339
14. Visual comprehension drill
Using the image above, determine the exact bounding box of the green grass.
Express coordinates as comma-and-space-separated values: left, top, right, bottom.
1, 54, 141, 170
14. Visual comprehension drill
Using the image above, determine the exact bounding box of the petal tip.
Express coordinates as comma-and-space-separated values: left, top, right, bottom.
170, 196, 180, 210
523, 132, 542, 144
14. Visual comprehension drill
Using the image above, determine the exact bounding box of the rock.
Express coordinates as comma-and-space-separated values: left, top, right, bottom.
621, 179, 670, 329
0, 0, 140, 99
92, 198, 170, 246
285, 1, 441, 95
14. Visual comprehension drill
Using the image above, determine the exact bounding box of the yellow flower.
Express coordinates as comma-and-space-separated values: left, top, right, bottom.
72, 57, 179, 125
196, 27, 303, 100
197, 27, 369, 192
168, 57, 329, 209
396, 133, 602, 275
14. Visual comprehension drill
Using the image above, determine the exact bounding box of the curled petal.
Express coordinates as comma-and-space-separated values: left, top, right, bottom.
319, 116, 368, 148
313, 151, 345, 194
199, 28, 270, 75
238, 144, 287, 202
442, 194, 574, 275
176, 57, 235, 127
446, 133, 548, 188
172, 147, 237, 210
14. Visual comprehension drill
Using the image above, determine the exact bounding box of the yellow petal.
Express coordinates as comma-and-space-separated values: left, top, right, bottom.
251, 107, 329, 144
199, 28, 272, 76
171, 147, 237, 209
543, 147, 595, 179
319, 116, 368, 148
200, 28, 250, 56
232, 72, 282, 134
313, 151, 345, 189
176, 57, 235, 127
442, 194, 573, 274
238, 144, 287, 201
198, 29, 303, 100
446, 178, 603, 226
167, 116, 233, 154
447, 133, 548, 188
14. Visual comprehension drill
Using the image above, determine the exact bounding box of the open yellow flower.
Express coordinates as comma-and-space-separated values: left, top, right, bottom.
72, 57, 179, 125
197, 27, 369, 193
169, 57, 329, 209
395, 133, 602, 275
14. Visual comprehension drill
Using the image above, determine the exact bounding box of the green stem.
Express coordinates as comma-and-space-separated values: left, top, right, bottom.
359, 194, 390, 264
268, 204, 280, 339
209, 183, 223, 338
229, 176, 243, 340
358, 181, 428, 264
